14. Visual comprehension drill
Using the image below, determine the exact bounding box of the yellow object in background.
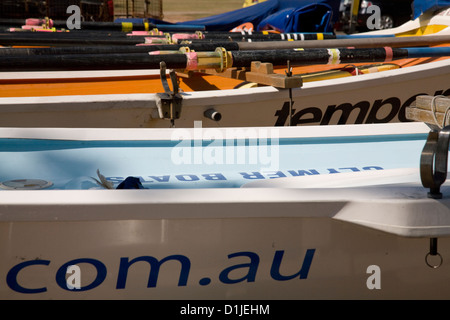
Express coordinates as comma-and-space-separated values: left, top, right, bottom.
243, 0, 267, 8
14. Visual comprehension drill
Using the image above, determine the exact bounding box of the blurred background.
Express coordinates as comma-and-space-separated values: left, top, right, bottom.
0, 0, 413, 32
0, 0, 244, 22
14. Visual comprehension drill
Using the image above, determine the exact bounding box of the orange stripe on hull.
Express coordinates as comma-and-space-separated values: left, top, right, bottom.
0, 55, 449, 98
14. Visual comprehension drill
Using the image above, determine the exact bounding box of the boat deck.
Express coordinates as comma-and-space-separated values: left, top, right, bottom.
0, 122, 431, 190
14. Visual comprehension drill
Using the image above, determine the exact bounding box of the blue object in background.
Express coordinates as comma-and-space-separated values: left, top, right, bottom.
413, 0, 450, 18
256, 3, 334, 33
118, 0, 341, 32
181, 0, 340, 31
116, 177, 145, 189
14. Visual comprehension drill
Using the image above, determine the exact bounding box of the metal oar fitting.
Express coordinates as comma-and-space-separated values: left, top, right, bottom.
185, 47, 232, 73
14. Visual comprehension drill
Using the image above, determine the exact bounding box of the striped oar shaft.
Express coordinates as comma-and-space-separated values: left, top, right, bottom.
171, 31, 396, 43
236, 35, 450, 49
171, 32, 343, 44
230, 47, 450, 67
230, 47, 400, 67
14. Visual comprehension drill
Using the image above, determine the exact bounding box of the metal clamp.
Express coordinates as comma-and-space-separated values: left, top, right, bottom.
156, 61, 183, 126
420, 126, 450, 199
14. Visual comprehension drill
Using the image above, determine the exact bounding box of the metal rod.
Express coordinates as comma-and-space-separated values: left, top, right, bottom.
430, 238, 438, 255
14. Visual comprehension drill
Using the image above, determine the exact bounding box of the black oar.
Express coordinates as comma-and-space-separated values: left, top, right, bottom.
236, 34, 450, 49
171, 32, 337, 43
2, 34, 450, 57
0, 42, 240, 56
2, 30, 450, 49
230, 47, 450, 67
1, 47, 450, 72
0, 32, 363, 46
170, 31, 398, 43
0, 32, 148, 46
0, 18, 205, 32
0, 31, 321, 46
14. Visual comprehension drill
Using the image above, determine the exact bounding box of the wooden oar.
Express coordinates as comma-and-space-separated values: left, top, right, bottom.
1, 46, 450, 72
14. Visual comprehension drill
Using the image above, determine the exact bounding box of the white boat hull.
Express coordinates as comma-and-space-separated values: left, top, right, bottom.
2, 199, 450, 300
1, 58, 449, 128
1, 122, 450, 299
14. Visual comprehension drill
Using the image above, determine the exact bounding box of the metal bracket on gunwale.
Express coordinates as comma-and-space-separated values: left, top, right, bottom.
408, 96, 450, 268
156, 61, 183, 127
409, 95, 450, 199
420, 126, 450, 199
420, 128, 448, 268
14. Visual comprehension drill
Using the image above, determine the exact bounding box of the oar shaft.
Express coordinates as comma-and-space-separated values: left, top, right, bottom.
0, 32, 366, 46
405, 46, 450, 57
2, 29, 449, 48
0, 18, 205, 32
1, 35, 448, 56
230, 48, 408, 67
172, 32, 395, 43
0, 42, 240, 56
237, 35, 450, 49
0, 33, 146, 46
0, 53, 188, 71
1, 46, 449, 72
179, 32, 337, 42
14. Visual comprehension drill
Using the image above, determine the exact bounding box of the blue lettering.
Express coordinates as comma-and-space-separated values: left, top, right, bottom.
7, 260, 50, 294
363, 166, 383, 170
266, 171, 287, 179
288, 169, 320, 176
56, 258, 107, 291
240, 172, 265, 179
149, 175, 170, 182
176, 174, 200, 182
339, 167, 360, 172
202, 173, 227, 180
219, 252, 259, 284
135, 176, 151, 183
5, 247, 319, 295
116, 255, 190, 289
270, 249, 315, 280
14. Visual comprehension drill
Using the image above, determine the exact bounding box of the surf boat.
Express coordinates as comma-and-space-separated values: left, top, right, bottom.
0, 8, 450, 128
2, 113, 450, 299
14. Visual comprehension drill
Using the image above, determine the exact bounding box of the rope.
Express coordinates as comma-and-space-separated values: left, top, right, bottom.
343, 64, 359, 75
431, 95, 449, 128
